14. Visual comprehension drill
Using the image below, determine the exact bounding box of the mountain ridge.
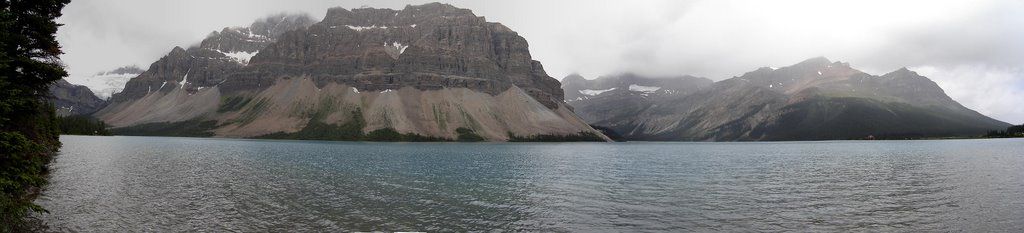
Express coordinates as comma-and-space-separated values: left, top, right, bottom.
564, 57, 1009, 141
95, 3, 608, 142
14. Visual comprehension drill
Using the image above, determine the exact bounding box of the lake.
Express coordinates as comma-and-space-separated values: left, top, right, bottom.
36, 135, 1024, 232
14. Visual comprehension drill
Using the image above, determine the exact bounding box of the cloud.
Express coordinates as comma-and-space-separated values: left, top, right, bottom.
56, 0, 1024, 123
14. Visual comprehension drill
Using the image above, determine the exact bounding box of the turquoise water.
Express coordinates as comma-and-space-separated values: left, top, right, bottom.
37, 136, 1024, 232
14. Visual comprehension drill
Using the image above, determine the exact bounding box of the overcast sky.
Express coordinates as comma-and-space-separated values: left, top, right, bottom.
57, 0, 1023, 124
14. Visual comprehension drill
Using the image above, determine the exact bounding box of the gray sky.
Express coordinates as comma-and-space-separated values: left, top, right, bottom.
57, 0, 1024, 124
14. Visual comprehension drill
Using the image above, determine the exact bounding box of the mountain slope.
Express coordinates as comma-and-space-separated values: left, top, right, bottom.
49, 79, 105, 116
561, 73, 713, 133
96, 4, 607, 142
566, 57, 1009, 141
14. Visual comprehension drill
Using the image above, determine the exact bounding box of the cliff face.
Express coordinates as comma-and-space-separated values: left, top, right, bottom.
109, 14, 317, 103
246, 4, 564, 108
566, 57, 1009, 141
96, 4, 606, 141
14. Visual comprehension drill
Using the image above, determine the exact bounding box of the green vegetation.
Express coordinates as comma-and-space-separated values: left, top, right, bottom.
507, 131, 606, 142
0, 0, 72, 230
231, 97, 269, 126
986, 124, 1024, 138
455, 127, 485, 142
431, 104, 448, 130
217, 95, 253, 113
257, 109, 366, 141
258, 108, 450, 142
110, 120, 218, 137
57, 115, 111, 135
365, 128, 449, 142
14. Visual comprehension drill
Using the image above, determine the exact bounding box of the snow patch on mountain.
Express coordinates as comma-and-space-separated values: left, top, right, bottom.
629, 84, 661, 93
70, 67, 145, 99
579, 88, 616, 96
346, 25, 388, 31
222, 50, 259, 65
180, 68, 191, 89
387, 42, 409, 55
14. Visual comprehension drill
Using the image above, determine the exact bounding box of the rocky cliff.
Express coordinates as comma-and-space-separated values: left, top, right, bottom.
96, 4, 606, 142
565, 57, 1010, 141
49, 79, 105, 116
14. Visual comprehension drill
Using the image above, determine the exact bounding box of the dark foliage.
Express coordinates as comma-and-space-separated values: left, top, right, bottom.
507, 131, 606, 142
57, 115, 111, 136
258, 109, 451, 142
0, 0, 72, 230
256, 109, 367, 141
986, 124, 1024, 138
110, 120, 218, 137
365, 128, 449, 142
455, 127, 485, 142
217, 96, 253, 113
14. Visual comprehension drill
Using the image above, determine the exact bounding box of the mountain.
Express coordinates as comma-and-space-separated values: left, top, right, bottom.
49, 79, 105, 116
73, 65, 146, 99
561, 73, 713, 130
95, 4, 607, 141
565, 57, 1010, 141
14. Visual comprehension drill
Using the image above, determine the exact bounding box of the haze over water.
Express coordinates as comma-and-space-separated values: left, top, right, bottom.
37, 136, 1024, 232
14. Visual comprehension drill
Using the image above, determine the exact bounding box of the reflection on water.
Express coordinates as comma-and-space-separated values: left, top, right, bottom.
37, 136, 1024, 231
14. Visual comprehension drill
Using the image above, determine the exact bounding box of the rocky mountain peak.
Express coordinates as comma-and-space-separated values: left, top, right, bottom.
876, 66, 956, 107
199, 13, 315, 55
246, 3, 564, 108
561, 73, 713, 102
97, 3, 606, 142
108, 12, 321, 103
249, 13, 317, 38
323, 3, 475, 28
885, 67, 918, 77
562, 73, 586, 84
170, 46, 186, 54
99, 65, 145, 75
795, 56, 832, 67
565, 58, 1007, 141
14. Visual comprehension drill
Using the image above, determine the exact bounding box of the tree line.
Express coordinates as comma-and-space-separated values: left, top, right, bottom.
57, 115, 111, 136
986, 124, 1024, 138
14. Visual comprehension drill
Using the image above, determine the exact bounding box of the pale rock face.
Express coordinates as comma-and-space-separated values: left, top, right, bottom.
97, 3, 606, 141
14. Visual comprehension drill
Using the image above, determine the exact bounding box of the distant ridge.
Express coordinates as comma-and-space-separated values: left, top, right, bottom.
563, 57, 1010, 141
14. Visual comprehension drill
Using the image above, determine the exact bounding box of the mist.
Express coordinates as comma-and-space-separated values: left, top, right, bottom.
56, 0, 1024, 124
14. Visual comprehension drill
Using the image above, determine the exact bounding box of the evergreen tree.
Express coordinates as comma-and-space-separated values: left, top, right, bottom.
0, 0, 71, 231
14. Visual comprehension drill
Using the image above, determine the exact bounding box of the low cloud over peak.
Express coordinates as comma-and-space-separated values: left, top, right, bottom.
57, 0, 1024, 124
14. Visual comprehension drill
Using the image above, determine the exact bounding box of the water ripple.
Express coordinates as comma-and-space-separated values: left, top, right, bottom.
34, 136, 1024, 232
